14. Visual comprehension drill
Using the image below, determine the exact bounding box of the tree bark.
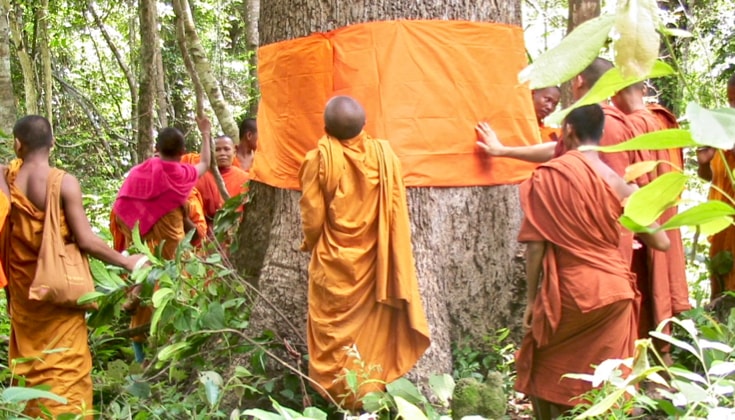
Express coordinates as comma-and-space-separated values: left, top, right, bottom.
243, 0, 259, 115
174, 0, 238, 141
37, 0, 52, 125
137, 0, 157, 161
561, 0, 601, 107
172, 0, 230, 200
4, 0, 38, 115
153, 13, 169, 128
0, 1, 16, 134
236, 0, 526, 392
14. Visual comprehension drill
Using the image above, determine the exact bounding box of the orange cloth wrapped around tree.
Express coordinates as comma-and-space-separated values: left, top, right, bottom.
708, 150, 735, 297
299, 133, 431, 406
514, 151, 636, 407
626, 108, 690, 338
2, 162, 93, 418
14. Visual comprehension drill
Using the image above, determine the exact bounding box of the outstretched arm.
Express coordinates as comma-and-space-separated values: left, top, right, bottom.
195, 116, 212, 177
61, 174, 144, 271
475, 122, 555, 163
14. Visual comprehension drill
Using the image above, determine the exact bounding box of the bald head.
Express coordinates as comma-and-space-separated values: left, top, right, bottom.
324, 96, 366, 140
13, 115, 53, 152
580, 58, 614, 89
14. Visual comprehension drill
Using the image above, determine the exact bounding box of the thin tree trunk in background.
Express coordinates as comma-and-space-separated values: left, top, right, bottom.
237, 0, 526, 393
4, 0, 38, 115
38, 0, 53, 125
128, 0, 139, 165
0, 2, 16, 133
175, 0, 238, 141
560, 0, 601, 107
172, 0, 229, 200
153, 10, 169, 128
137, 0, 156, 161
243, 0, 259, 116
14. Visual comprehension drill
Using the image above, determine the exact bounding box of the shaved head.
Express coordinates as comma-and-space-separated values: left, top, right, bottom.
324, 96, 366, 140
14, 115, 53, 152
580, 58, 614, 89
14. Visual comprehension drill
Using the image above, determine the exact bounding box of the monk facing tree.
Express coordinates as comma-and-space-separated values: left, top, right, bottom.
1, 115, 145, 418
298, 96, 430, 407
479, 105, 669, 419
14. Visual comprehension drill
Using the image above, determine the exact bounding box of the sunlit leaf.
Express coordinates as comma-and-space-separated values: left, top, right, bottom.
152, 288, 174, 308
613, 0, 660, 78
239, 409, 282, 420
2, 387, 67, 404
668, 366, 706, 384
686, 102, 735, 149
547, 60, 675, 125
649, 331, 700, 361
77, 291, 105, 305
587, 129, 696, 153
708, 361, 735, 377
574, 387, 627, 419
394, 395, 429, 420
624, 161, 662, 183
624, 171, 687, 226
659, 26, 692, 38
660, 201, 735, 232
157, 342, 189, 362
519, 14, 616, 89
671, 379, 709, 404
699, 339, 734, 353
699, 217, 734, 236
428, 374, 455, 406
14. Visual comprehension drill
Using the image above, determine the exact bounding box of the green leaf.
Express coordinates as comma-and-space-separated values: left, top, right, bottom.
574, 387, 627, 419
345, 370, 358, 393
239, 409, 283, 420
671, 379, 709, 404
394, 395, 429, 420
77, 291, 105, 305
126, 380, 151, 399
131, 223, 155, 261
668, 366, 706, 384
624, 171, 687, 226
623, 160, 663, 183
686, 102, 735, 149
708, 361, 735, 377
588, 129, 696, 153
699, 217, 734, 236
157, 342, 189, 362
386, 377, 426, 405
2, 387, 67, 404
151, 288, 174, 308
660, 201, 735, 231
302, 407, 328, 420
89, 258, 117, 289
613, 0, 661, 78
547, 60, 675, 125
619, 214, 653, 234
199, 371, 223, 407
520, 15, 615, 89
428, 374, 455, 406
659, 26, 692, 38
362, 391, 390, 413
649, 331, 700, 362
200, 302, 226, 329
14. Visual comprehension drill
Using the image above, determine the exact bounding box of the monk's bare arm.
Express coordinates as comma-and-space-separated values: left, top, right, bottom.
298, 151, 326, 252
475, 122, 555, 163
194, 116, 212, 177
523, 241, 546, 329
61, 174, 143, 271
696, 147, 715, 181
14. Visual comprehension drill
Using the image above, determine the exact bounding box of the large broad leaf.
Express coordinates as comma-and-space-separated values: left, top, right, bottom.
198, 371, 223, 407
386, 378, 426, 405
547, 60, 675, 125
428, 374, 455, 406
624, 171, 687, 226
519, 14, 616, 89
660, 201, 735, 232
624, 161, 663, 183
394, 396, 429, 420
588, 129, 696, 153
613, 0, 661, 78
686, 102, 735, 149
2, 387, 67, 404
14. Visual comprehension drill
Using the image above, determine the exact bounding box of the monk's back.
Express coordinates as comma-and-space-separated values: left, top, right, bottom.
13, 162, 52, 211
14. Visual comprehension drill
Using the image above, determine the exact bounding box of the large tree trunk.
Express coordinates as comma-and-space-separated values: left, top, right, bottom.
137, 0, 157, 161
560, 0, 601, 107
236, 0, 526, 392
0, 2, 16, 133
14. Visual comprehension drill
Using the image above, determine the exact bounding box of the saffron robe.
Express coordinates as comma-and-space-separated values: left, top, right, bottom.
181, 153, 249, 220
514, 151, 636, 407
299, 133, 430, 406
626, 109, 690, 338
0, 189, 9, 288
539, 123, 561, 143
2, 161, 93, 418
708, 150, 735, 297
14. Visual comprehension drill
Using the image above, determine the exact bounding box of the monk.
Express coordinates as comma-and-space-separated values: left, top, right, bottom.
532, 86, 561, 142
697, 73, 735, 298
299, 96, 430, 407
613, 82, 690, 339
0, 115, 144, 418
235, 117, 257, 172
111, 117, 211, 362
496, 105, 669, 419
182, 136, 249, 230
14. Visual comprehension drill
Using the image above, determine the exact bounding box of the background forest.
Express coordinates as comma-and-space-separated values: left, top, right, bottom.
1, 0, 735, 418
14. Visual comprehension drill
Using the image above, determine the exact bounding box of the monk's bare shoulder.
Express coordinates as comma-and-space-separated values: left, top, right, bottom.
590, 158, 631, 200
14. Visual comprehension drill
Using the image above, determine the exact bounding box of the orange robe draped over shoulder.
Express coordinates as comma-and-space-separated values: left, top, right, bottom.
1, 161, 93, 418
626, 109, 690, 339
709, 150, 735, 297
299, 133, 430, 406
181, 153, 249, 221
514, 151, 636, 407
